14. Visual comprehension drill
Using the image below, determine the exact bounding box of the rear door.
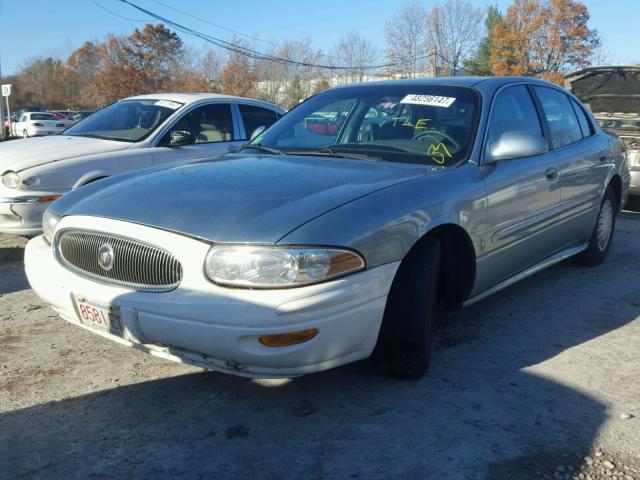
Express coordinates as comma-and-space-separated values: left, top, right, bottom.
235, 103, 281, 140
532, 87, 611, 245
479, 85, 563, 289
151, 102, 242, 164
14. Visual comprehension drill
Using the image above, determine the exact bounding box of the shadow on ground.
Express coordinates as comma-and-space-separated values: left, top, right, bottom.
0, 247, 24, 263
2, 220, 639, 479
0, 261, 29, 295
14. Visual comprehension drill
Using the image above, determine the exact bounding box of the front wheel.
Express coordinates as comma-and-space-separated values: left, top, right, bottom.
574, 187, 617, 266
372, 235, 441, 380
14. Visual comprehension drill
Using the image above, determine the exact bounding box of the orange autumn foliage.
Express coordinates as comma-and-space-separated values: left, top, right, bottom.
490, 0, 599, 84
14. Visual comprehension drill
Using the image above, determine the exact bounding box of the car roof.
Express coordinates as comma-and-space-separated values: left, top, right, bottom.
123, 92, 282, 109
329, 76, 558, 91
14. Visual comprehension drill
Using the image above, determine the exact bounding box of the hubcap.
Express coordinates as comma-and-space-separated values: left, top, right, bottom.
596, 199, 614, 252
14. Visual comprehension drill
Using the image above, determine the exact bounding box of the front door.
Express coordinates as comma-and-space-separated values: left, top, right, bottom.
477, 85, 563, 291
151, 102, 242, 164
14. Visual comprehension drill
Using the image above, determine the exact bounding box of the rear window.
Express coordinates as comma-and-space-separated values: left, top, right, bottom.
239, 104, 279, 140
31, 113, 56, 121
534, 87, 583, 149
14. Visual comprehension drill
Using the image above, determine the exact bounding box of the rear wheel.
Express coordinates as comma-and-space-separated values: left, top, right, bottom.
22, 129, 28, 138
574, 187, 617, 266
373, 235, 441, 380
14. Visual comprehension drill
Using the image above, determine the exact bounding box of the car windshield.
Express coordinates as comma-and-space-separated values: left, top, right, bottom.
64, 99, 183, 142
253, 84, 480, 166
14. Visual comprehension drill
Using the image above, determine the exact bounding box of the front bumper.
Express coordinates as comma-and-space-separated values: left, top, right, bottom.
0, 196, 55, 236
24, 216, 399, 377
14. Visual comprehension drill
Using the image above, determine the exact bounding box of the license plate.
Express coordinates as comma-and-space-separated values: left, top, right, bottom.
72, 294, 122, 335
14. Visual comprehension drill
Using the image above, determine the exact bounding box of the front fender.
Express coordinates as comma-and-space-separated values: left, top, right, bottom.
277, 163, 487, 268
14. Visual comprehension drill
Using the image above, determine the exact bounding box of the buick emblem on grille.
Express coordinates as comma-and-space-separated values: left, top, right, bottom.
97, 244, 115, 271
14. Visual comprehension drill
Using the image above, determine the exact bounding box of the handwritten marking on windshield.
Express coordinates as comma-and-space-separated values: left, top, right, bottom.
427, 143, 453, 164
391, 117, 431, 129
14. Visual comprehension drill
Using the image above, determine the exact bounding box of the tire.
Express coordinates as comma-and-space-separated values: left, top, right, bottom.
372, 235, 441, 380
574, 187, 617, 266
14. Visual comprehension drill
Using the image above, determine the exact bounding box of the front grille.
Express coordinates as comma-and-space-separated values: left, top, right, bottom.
55, 230, 183, 291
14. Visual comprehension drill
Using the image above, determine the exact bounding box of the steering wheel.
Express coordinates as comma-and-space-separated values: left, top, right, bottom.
413, 128, 461, 151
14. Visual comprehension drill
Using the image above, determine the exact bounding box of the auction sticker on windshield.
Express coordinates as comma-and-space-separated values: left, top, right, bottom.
154, 100, 182, 110
72, 294, 122, 335
400, 94, 456, 108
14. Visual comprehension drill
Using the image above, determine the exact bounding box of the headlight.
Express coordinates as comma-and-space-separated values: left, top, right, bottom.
2, 171, 21, 189
204, 246, 365, 288
42, 209, 62, 244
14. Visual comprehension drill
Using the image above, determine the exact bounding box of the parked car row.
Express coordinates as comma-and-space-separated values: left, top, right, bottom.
3, 108, 96, 137
1, 78, 632, 380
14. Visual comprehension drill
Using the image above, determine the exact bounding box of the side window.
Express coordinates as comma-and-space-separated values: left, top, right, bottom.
488, 85, 542, 144
238, 104, 278, 140
169, 103, 234, 144
534, 87, 583, 148
19, 115, 27, 123
570, 98, 593, 138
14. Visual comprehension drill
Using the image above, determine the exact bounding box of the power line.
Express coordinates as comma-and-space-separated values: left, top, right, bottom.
149, 0, 279, 47
91, 0, 149, 22
116, 0, 412, 71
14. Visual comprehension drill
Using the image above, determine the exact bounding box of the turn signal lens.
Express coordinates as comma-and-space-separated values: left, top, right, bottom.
259, 329, 319, 347
38, 195, 61, 203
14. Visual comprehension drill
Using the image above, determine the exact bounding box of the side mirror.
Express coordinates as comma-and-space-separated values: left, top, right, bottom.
486, 131, 549, 162
250, 125, 266, 141
169, 130, 195, 146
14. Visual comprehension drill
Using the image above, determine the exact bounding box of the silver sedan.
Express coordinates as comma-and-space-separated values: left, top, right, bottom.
25, 77, 630, 379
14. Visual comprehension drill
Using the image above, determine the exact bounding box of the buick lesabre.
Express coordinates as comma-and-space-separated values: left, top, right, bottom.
25, 77, 630, 379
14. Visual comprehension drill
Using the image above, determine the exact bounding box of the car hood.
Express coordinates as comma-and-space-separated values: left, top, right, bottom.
0, 135, 133, 173
53, 154, 429, 243
565, 66, 640, 114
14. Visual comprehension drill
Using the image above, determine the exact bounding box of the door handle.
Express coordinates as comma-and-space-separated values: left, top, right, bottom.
545, 167, 559, 181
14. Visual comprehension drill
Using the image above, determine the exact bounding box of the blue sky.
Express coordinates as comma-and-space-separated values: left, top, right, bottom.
1, 0, 638, 75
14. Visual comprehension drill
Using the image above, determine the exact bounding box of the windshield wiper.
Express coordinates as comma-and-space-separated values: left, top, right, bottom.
239, 143, 283, 155
68, 133, 133, 142
285, 147, 381, 161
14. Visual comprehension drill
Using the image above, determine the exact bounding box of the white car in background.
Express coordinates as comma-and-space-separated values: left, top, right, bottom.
0, 93, 284, 236
11, 112, 67, 138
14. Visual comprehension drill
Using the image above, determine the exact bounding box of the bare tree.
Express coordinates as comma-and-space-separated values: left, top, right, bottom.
384, 2, 428, 78
331, 31, 381, 83
426, 0, 484, 76
254, 39, 324, 109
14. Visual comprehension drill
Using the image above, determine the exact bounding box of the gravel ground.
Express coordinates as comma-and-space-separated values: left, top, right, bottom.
1, 212, 639, 480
